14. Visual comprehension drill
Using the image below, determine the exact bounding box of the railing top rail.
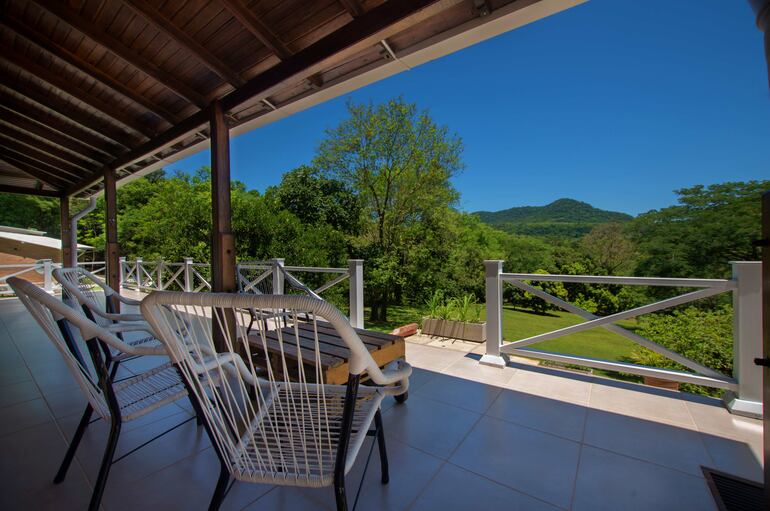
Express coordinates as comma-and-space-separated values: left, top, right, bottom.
284, 265, 348, 274
500, 272, 736, 290
0, 263, 43, 269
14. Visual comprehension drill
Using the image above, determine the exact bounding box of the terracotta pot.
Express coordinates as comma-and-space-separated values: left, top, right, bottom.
643, 376, 680, 391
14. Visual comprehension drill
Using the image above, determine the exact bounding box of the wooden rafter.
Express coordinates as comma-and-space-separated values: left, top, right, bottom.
0, 184, 61, 197
121, 0, 245, 88
0, 130, 93, 179
31, 0, 209, 108
0, 154, 75, 189
220, 0, 292, 60
1, 16, 179, 126
0, 79, 138, 150
339, 0, 364, 17
0, 104, 112, 164
1, 48, 156, 138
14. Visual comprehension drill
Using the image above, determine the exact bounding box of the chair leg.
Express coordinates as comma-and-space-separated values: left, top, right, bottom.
88, 419, 121, 511
54, 404, 93, 484
334, 472, 348, 511
374, 409, 389, 485
208, 462, 231, 511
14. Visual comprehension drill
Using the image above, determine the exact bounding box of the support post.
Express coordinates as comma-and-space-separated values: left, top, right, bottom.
723, 261, 763, 418
210, 100, 236, 352
60, 197, 72, 268
135, 258, 143, 291
760, 191, 770, 502
348, 259, 364, 329
272, 258, 285, 295
480, 260, 506, 368
43, 259, 53, 293
119, 257, 126, 290
104, 168, 120, 307
157, 260, 164, 290
184, 258, 193, 292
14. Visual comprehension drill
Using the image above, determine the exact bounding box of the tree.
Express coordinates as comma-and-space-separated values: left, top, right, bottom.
0, 193, 60, 235
581, 222, 635, 275
314, 97, 463, 321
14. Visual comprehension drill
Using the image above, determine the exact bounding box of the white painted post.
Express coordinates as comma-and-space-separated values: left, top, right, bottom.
724, 261, 763, 418
348, 259, 364, 329
157, 260, 164, 290
184, 258, 193, 292
480, 260, 506, 367
135, 258, 143, 291
119, 257, 126, 290
42, 259, 53, 293
272, 258, 285, 295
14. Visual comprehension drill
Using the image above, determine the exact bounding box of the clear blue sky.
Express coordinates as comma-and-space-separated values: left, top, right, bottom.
167, 0, 770, 216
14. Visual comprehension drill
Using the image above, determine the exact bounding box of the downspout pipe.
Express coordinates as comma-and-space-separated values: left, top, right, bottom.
69, 197, 96, 268
749, 0, 770, 89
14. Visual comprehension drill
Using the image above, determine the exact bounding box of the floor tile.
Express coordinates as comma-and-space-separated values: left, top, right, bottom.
415, 372, 503, 414
450, 416, 580, 509
572, 446, 717, 511
405, 343, 466, 373
442, 354, 516, 387
698, 432, 763, 483
0, 397, 54, 437
0, 378, 41, 408
589, 380, 695, 428
486, 388, 587, 441
382, 393, 480, 459
505, 367, 592, 405
412, 463, 560, 511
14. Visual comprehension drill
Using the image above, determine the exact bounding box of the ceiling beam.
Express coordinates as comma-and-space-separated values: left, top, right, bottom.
0, 106, 111, 165
339, 0, 364, 17
121, 0, 245, 88
0, 130, 94, 179
1, 16, 179, 126
0, 142, 85, 182
0, 183, 62, 197
0, 88, 122, 159
0, 79, 138, 150
69, 0, 444, 195
220, 0, 292, 60
32, 0, 209, 108
0, 154, 76, 190
1, 47, 156, 138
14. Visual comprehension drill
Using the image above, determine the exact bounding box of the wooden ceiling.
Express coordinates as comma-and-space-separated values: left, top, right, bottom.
0, 0, 577, 198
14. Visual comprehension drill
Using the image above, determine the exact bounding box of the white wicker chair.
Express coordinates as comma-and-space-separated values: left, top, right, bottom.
8, 277, 192, 511
142, 291, 411, 511
54, 266, 163, 362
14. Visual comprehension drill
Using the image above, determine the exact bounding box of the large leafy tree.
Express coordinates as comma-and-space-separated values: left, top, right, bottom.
314, 97, 463, 321
0, 193, 60, 235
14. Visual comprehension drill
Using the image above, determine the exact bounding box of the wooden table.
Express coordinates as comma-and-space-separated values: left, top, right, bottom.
247, 321, 405, 385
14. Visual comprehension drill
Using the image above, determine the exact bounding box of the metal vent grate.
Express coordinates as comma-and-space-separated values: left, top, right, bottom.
702, 467, 764, 511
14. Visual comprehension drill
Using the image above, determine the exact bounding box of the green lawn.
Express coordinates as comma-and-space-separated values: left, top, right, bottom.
363, 304, 638, 364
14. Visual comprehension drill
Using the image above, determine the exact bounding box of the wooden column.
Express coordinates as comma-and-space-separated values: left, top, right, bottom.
104, 168, 120, 303
60, 196, 72, 267
210, 100, 236, 293
210, 100, 236, 352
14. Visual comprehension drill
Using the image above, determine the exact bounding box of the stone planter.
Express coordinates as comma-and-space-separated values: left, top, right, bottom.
421, 317, 486, 342
643, 376, 680, 391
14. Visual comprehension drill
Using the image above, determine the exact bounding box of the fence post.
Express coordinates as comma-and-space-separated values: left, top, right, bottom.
135, 257, 143, 291
480, 260, 506, 368
272, 258, 285, 295
42, 259, 53, 293
184, 258, 193, 292
348, 259, 364, 329
119, 257, 126, 290
724, 261, 763, 418
156, 260, 163, 290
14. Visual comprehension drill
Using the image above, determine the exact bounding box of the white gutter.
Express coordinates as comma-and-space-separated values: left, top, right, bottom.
69, 196, 96, 267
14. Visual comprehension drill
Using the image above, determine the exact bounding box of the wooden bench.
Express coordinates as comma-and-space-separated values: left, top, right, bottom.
247, 320, 406, 386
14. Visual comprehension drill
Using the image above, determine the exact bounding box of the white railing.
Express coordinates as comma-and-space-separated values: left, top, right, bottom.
120, 257, 365, 328
480, 260, 763, 418
0, 260, 104, 295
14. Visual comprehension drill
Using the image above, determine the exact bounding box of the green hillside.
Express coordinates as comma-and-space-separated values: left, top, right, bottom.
475, 198, 633, 237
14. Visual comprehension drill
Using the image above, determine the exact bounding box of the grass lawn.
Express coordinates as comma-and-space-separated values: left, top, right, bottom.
363, 304, 638, 364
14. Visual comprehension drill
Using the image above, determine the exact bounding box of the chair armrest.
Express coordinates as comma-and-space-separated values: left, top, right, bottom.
114, 294, 142, 307
368, 359, 412, 396
103, 312, 146, 322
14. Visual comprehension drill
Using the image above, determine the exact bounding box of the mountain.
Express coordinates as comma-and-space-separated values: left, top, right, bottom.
474, 198, 633, 238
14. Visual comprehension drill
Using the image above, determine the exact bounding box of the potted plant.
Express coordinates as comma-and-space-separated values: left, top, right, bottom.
628, 348, 680, 391
421, 291, 486, 342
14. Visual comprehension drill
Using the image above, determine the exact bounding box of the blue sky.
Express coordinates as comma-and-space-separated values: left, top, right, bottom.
167, 0, 770, 216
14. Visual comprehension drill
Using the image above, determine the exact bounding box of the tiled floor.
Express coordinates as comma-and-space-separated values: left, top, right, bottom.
0, 297, 763, 510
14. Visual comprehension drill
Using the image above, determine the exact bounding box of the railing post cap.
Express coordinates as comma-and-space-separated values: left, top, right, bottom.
348, 259, 363, 263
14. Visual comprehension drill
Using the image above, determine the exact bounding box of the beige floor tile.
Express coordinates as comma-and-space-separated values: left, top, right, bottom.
589, 380, 695, 428
685, 396, 763, 442
505, 367, 592, 405
382, 393, 480, 459
411, 463, 560, 511
0, 379, 41, 408
424, 338, 479, 352
486, 389, 588, 441
572, 446, 717, 511
698, 433, 763, 483
450, 416, 580, 509
0, 397, 54, 437
405, 343, 466, 373
442, 355, 516, 387
415, 372, 503, 414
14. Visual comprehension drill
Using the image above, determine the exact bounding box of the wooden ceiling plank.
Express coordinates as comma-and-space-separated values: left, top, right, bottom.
1, 48, 157, 138
121, 0, 245, 87
32, 0, 209, 108
339, 0, 364, 17
0, 105, 112, 165
0, 130, 95, 179
0, 79, 138, 150
0, 183, 62, 197
1, 16, 179, 126
220, 0, 292, 60
0, 154, 76, 189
